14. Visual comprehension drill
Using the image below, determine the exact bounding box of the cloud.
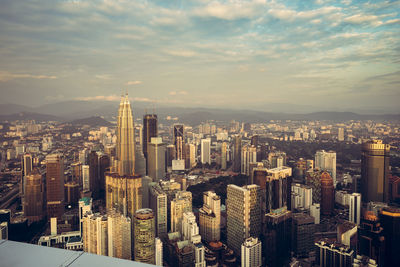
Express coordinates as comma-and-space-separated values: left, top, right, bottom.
126, 80, 142, 85
95, 74, 112, 80
166, 50, 197, 57
0, 71, 57, 82
193, 0, 267, 20
169, 91, 188, 96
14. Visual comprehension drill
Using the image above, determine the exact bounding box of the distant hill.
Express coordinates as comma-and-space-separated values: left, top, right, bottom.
0, 102, 398, 124
69, 116, 114, 127
0, 112, 61, 122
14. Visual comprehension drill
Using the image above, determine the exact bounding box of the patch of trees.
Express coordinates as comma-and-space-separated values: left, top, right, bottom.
187, 174, 248, 208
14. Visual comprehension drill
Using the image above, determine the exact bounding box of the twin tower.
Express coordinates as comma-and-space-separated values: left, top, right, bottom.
105, 93, 142, 219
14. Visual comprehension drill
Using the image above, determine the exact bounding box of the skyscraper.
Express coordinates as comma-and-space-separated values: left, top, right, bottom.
379, 207, 400, 266
226, 184, 261, 255
107, 210, 132, 260
89, 151, 99, 199
134, 209, 155, 264
170, 191, 192, 234
106, 93, 142, 219
149, 183, 167, 238
361, 140, 390, 203
315, 150, 337, 185
265, 166, 292, 214
233, 135, 242, 172
23, 168, 45, 224
173, 124, 184, 160
221, 142, 227, 170
201, 138, 211, 165
241, 237, 262, 267
241, 145, 257, 175
82, 212, 108, 256
155, 237, 163, 266
148, 137, 166, 182
116, 93, 135, 176
349, 193, 361, 225
321, 171, 334, 215
46, 154, 64, 221
199, 191, 221, 243
142, 114, 158, 162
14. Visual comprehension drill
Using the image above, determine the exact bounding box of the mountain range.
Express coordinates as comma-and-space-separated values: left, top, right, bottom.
0, 101, 398, 125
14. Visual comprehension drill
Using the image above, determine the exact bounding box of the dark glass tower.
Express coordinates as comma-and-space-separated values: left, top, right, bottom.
142, 114, 158, 160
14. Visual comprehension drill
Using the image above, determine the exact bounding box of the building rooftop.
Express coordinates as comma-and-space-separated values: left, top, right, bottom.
0, 239, 153, 267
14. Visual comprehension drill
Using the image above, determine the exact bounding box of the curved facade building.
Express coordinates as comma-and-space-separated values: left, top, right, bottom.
361, 140, 390, 203
321, 172, 334, 215
134, 209, 155, 264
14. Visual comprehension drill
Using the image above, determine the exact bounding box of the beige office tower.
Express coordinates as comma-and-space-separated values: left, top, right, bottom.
134, 209, 155, 264
199, 191, 221, 243
171, 191, 192, 233
23, 169, 45, 224
241, 145, 257, 175
108, 210, 132, 260
155, 237, 163, 266
82, 212, 108, 256
149, 183, 167, 238
148, 137, 166, 182
226, 184, 261, 256
221, 142, 227, 170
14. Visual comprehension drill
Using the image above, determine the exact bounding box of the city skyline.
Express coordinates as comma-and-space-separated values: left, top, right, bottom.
0, 0, 399, 113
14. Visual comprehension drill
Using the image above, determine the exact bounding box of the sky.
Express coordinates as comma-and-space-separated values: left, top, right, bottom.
0, 0, 399, 113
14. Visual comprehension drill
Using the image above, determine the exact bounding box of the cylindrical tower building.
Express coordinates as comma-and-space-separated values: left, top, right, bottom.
361, 140, 390, 203
134, 208, 155, 264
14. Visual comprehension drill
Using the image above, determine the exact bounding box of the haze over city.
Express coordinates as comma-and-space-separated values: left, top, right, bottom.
0, 0, 399, 113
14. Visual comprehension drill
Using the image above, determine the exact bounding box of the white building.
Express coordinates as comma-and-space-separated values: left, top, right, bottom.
241, 237, 262, 267
155, 237, 163, 266
241, 145, 257, 175
315, 150, 337, 185
82, 165, 90, 191
291, 183, 312, 210
310, 203, 320, 224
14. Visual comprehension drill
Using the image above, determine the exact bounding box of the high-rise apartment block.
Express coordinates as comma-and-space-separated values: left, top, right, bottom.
226, 184, 261, 255
291, 183, 312, 211
292, 213, 315, 258
241, 237, 262, 267
315, 150, 337, 185
201, 138, 211, 165
23, 169, 45, 224
233, 135, 242, 172
361, 140, 390, 203
241, 145, 257, 175
268, 151, 286, 169
199, 191, 221, 243
171, 191, 192, 234
149, 183, 168, 238
46, 154, 64, 221
221, 142, 227, 170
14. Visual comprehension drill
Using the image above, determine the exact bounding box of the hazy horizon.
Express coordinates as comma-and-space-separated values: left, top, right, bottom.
0, 0, 399, 113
